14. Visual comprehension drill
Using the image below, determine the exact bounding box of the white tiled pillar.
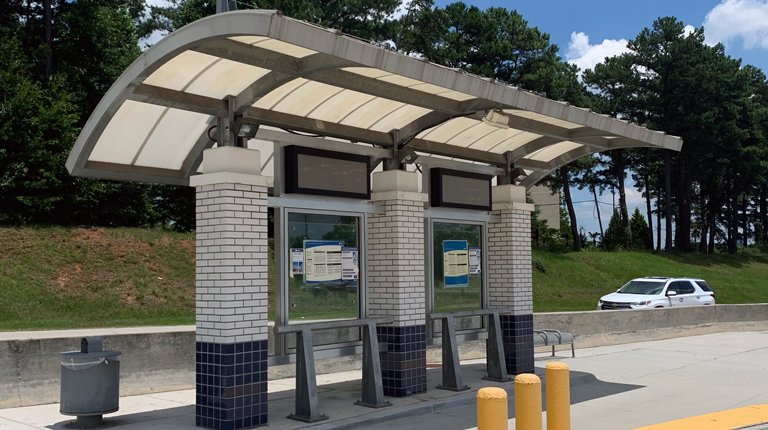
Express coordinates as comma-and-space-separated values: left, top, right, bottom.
367, 170, 428, 396
488, 184, 535, 374
190, 146, 270, 430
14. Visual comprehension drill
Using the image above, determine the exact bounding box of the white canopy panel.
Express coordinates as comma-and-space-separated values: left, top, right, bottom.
67, 10, 683, 187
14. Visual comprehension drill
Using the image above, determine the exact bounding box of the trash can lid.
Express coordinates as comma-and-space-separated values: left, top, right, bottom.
59, 350, 122, 359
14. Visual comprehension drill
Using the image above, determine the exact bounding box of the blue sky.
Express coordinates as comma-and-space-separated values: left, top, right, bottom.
426, 0, 768, 243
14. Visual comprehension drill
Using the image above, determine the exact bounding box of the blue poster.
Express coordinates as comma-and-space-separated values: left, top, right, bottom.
443, 240, 469, 288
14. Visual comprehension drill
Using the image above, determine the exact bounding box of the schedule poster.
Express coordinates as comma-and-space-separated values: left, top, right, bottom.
443, 240, 469, 288
469, 247, 481, 276
304, 240, 344, 284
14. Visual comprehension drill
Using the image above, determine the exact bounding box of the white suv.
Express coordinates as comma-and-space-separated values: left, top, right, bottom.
598, 277, 716, 310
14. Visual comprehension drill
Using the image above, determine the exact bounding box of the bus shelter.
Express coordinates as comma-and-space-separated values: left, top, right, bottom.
67, 10, 682, 429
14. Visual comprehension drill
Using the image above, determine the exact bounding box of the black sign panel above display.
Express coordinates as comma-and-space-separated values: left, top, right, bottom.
430, 168, 492, 210
284, 146, 371, 199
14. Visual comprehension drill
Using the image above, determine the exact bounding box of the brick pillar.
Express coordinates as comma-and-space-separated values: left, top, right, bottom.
368, 170, 428, 397
190, 147, 270, 430
488, 184, 535, 375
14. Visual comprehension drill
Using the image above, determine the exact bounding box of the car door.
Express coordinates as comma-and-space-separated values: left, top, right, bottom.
673, 281, 697, 306
664, 281, 683, 307
666, 281, 687, 307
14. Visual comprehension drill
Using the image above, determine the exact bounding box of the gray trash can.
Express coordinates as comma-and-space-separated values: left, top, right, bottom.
60, 337, 121, 428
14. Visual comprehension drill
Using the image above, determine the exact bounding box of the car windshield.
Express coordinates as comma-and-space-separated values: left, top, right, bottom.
618, 280, 665, 295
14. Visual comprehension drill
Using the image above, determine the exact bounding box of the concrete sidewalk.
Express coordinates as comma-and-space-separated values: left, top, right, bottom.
2, 331, 768, 430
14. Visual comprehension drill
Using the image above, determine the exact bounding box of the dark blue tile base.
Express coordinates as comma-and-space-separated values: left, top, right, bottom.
500, 314, 534, 375
195, 340, 268, 429
376, 325, 427, 397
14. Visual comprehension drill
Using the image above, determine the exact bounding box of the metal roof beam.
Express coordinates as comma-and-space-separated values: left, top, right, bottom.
243, 107, 394, 146
504, 115, 616, 150
514, 158, 550, 171
130, 85, 227, 117
254, 128, 393, 159
409, 138, 507, 166
506, 136, 562, 162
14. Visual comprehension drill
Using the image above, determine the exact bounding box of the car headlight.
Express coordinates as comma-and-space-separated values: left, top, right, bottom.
598, 300, 603, 306
631, 301, 651, 306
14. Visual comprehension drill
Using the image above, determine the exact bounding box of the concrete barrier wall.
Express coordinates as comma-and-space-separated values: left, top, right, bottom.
0, 326, 196, 409
3, 304, 768, 409
534, 304, 768, 350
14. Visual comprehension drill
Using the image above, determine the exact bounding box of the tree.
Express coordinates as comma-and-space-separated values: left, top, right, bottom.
0, 37, 79, 224
395, 2, 585, 104
629, 207, 651, 249
148, 0, 400, 42
603, 208, 629, 251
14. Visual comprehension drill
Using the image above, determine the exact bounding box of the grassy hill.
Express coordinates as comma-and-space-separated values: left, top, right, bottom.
532, 251, 768, 312
1, 226, 766, 330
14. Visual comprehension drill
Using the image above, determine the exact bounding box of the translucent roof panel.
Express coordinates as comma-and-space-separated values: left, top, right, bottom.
343, 68, 476, 102
67, 11, 682, 187
88, 100, 166, 165
228, 36, 317, 58
524, 141, 583, 163
143, 51, 270, 99
133, 108, 213, 170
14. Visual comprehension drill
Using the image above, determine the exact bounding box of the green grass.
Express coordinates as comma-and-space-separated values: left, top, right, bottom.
532, 250, 768, 312
1, 226, 767, 330
0, 226, 196, 330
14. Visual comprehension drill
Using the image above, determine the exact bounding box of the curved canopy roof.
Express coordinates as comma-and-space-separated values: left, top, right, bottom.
66, 10, 683, 188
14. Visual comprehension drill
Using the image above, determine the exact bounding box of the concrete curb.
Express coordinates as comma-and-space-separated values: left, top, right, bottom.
309, 371, 598, 430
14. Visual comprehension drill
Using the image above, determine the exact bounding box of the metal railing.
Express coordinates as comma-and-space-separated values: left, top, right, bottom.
273, 317, 394, 422
427, 309, 512, 391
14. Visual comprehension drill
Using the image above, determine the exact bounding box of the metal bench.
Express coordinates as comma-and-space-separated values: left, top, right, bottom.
534, 329, 575, 358
427, 309, 513, 391
273, 317, 394, 423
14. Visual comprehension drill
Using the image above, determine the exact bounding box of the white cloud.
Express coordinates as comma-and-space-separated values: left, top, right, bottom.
624, 187, 646, 205
684, 24, 697, 36
565, 31, 629, 73
703, 0, 768, 49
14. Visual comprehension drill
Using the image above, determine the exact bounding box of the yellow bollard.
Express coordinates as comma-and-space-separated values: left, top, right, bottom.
477, 387, 508, 430
514, 373, 542, 430
545, 362, 571, 430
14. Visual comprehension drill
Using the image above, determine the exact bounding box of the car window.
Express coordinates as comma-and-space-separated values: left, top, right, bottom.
695, 281, 712, 292
670, 281, 695, 294
619, 280, 665, 295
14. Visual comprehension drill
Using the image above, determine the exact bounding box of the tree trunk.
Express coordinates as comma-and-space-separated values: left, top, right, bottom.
593, 186, 605, 249
680, 159, 693, 253
657, 178, 662, 252
664, 150, 673, 253
728, 175, 738, 254
698, 191, 708, 253
616, 150, 631, 244
44, 0, 52, 78
761, 188, 767, 245
708, 199, 716, 254
742, 195, 749, 246
560, 167, 581, 252
644, 170, 654, 250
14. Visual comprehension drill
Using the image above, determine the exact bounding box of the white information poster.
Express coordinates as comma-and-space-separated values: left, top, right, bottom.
304, 240, 344, 284
443, 240, 469, 288
469, 247, 481, 276
290, 248, 304, 278
341, 247, 359, 282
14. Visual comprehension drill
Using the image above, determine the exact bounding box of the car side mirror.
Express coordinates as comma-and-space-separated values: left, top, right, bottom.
666, 291, 677, 297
